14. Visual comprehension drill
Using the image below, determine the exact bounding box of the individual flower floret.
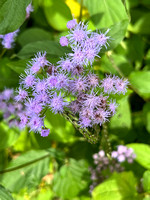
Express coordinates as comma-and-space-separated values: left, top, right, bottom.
29, 52, 50, 74
41, 128, 50, 137
28, 115, 44, 132
20, 70, 36, 88
15, 88, 28, 102
59, 36, 69, 46
115, 78, 129, 94
67, 19, 77, 29
50, 93, 68, 114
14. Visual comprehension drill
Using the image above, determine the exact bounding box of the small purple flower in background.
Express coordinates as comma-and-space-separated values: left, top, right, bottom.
67, 19, 77, 29
26, 3, 34, 19
41, 129, 50, 137
0, 29, 19, 49
89, 146, 136, 192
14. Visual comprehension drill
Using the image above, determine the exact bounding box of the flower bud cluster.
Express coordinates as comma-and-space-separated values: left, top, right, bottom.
0, 89, 24, 128
89, 146, 136, 192
16, 19, 129, 138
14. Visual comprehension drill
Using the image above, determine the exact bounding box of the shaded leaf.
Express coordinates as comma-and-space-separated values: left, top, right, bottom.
0, 185, 14, 200
17, 41, 71, 59
92, 171, 137, 200
53, 159, 90, 199
127, 143, 150, 169
0, 0, 31, 34
129, 71, 150, 100
17, 28, 53, 47
143, 170, 150, 192
43, 0, 72, 31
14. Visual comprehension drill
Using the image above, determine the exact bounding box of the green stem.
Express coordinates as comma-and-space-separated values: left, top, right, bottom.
0, 48, 6, 59
79, 0, 83, 22
100, 123, 111, 156
106, 53, 124, 77
0, 152, 50, 174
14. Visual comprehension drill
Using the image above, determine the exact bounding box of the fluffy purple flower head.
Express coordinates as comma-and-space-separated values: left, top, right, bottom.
41, 129, 50, 137
1, 29, 19, 49
87, 73, 99, 88
93, 109, 110, 125
25, 98, 43, 115
28, 115, 43, 132
68, 22, 89, 45
67, 19, 77, 29
47, 75, 58, 89
58, 58, 73, 72
15, 88, 28, 102
30, 52, 50, 73
69, 47, 85, 65
60, 36, 69, 46
2, 89, 14, 100
79, 117, 92, 128
50, 93, 67, 114
34, 79, 47, 94
20, 70, 35, 88
109, 100, 118, 115
115, 79, 129, 94
19, 113, 28, 129
70, 77, 87, 93
94, 29, 110, 48
101, 75, 116, 94
56, 74, 69, 89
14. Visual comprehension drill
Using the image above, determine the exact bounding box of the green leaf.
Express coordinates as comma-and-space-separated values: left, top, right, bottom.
53, 159, 90, 199
129, 13, 150, 34
129, 71, 150, 100
17, 40, 71, 59
109, 95, 132, 130
44, 110, 76, 143
7, 59, 29, 74
17, 28, 53, 47
0, 149, 50, 192
0, 122, 19, 150
85, 0, 128, 28
143, 170, 150, 192
143, 102, 150, 133
0, 0, 31, 34
92, 171, 137, 200
0, 58, 19, 90
127, 143, 150, 169
42, 0, 72, 31
0, 185, 14, 200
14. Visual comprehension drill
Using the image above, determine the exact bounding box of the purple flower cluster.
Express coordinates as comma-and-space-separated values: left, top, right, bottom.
0, 89, 24, 128
0, 30, 19, 49
89, 146, 136, 192
16, 19, 129, 138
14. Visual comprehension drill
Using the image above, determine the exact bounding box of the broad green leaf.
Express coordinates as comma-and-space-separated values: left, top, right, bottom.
0, 122, 19, 150
143, 102, 150, 133
17, 41, 71, 59
0, 185, 14, 200
42, 0, 72, 31
0, 149, 50, 192
44, 110, 76, 143
127, 143, 150, 169
129, 13, 150, 34
53, 159, 90, 199
84, 0, 128, 29
100, 53, 133, 76
7, 59, 29, 74
109, 95, 132, 130
17, 28, 53, 47
0, 0, 31, 34
143, 170, 150, 192
129, 71, 150, 100
0, 58, 19, 90
92, 171, 137, 200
